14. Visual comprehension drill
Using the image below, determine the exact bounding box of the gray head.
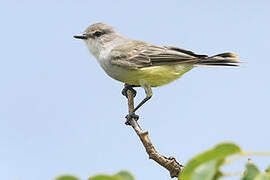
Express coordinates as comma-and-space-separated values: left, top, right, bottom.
74, 23, 119, 57
74, 23, 117, 43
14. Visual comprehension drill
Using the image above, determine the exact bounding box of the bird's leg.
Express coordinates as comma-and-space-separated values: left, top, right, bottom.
133, 85, 152, 113
122, 84, 139, 124
125, 84, 152, 123
121, 83, 137, 98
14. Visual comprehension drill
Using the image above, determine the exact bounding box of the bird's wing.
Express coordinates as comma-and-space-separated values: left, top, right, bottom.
110, 40, 208, 69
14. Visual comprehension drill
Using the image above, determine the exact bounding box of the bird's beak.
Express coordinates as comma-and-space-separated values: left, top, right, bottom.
73, 34, 88, 40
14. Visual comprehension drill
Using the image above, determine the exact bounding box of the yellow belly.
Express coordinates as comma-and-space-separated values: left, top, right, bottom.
110, 64, 194, 87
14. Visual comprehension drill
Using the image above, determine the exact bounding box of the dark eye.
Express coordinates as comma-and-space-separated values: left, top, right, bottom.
93, 31, 103, 37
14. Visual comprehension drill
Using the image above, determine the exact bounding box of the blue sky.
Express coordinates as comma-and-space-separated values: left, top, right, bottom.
1, 0, 269, 180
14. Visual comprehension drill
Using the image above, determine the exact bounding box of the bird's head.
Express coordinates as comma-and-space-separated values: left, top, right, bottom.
74, 22, 118, 57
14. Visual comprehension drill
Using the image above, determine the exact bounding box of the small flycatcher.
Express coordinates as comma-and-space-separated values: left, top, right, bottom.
74, 23, 240, 120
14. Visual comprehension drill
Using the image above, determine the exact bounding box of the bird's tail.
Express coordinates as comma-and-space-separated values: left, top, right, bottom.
195, 52, 241, 67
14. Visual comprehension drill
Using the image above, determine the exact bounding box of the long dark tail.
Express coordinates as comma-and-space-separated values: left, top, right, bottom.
195, 52, 241, 67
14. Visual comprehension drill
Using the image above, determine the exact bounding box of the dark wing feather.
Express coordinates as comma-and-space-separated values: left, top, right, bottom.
110, 41, 207, 69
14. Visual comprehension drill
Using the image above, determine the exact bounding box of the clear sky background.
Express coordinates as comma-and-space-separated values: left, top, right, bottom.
1, 1, 270, 180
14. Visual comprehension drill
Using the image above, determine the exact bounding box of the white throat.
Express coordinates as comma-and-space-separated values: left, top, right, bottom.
84, 37, 123, 74
84, 39, 104, 59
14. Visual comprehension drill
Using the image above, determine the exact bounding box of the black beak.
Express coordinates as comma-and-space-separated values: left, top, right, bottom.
73, 34, 88, 40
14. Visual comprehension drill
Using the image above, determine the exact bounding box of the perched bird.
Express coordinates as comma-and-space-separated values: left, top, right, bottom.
74, 22, 240, 121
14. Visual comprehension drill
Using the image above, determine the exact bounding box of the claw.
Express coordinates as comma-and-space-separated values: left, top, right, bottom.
121, 85, 137, 98
121, 88, 128, 97
125, 112, 139, 125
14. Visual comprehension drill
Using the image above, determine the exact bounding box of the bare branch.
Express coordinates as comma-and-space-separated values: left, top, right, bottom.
125, 89, 183, 178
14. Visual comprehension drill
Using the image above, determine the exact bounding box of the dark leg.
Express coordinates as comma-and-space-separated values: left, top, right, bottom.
133, 96, 152, 113
125, 84, 152, 123
133, 83, 152, 113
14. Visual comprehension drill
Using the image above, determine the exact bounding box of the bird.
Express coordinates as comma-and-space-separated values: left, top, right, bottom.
73, 22, 240, 121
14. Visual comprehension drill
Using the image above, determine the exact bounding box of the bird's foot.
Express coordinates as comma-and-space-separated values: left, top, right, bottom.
125, 112, 139, 125
121, 84, 137, 98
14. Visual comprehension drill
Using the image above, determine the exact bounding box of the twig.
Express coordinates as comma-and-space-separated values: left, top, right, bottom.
125, 89, 183, 178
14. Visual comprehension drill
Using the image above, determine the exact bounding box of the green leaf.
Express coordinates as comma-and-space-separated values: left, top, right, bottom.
88, 175, 124, 180
55, 175, 80, 180
242, 163, 270, 180
114, 171, 135, 180
242, 163, 260, 180
254, 174, 270, 180
191, 160, 218, 180
180, 143, 241, 180
266, 166, 270, 177
88, 171, 134, 180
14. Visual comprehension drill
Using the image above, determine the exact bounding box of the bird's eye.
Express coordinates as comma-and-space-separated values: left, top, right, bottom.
93, 31, 103, 37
